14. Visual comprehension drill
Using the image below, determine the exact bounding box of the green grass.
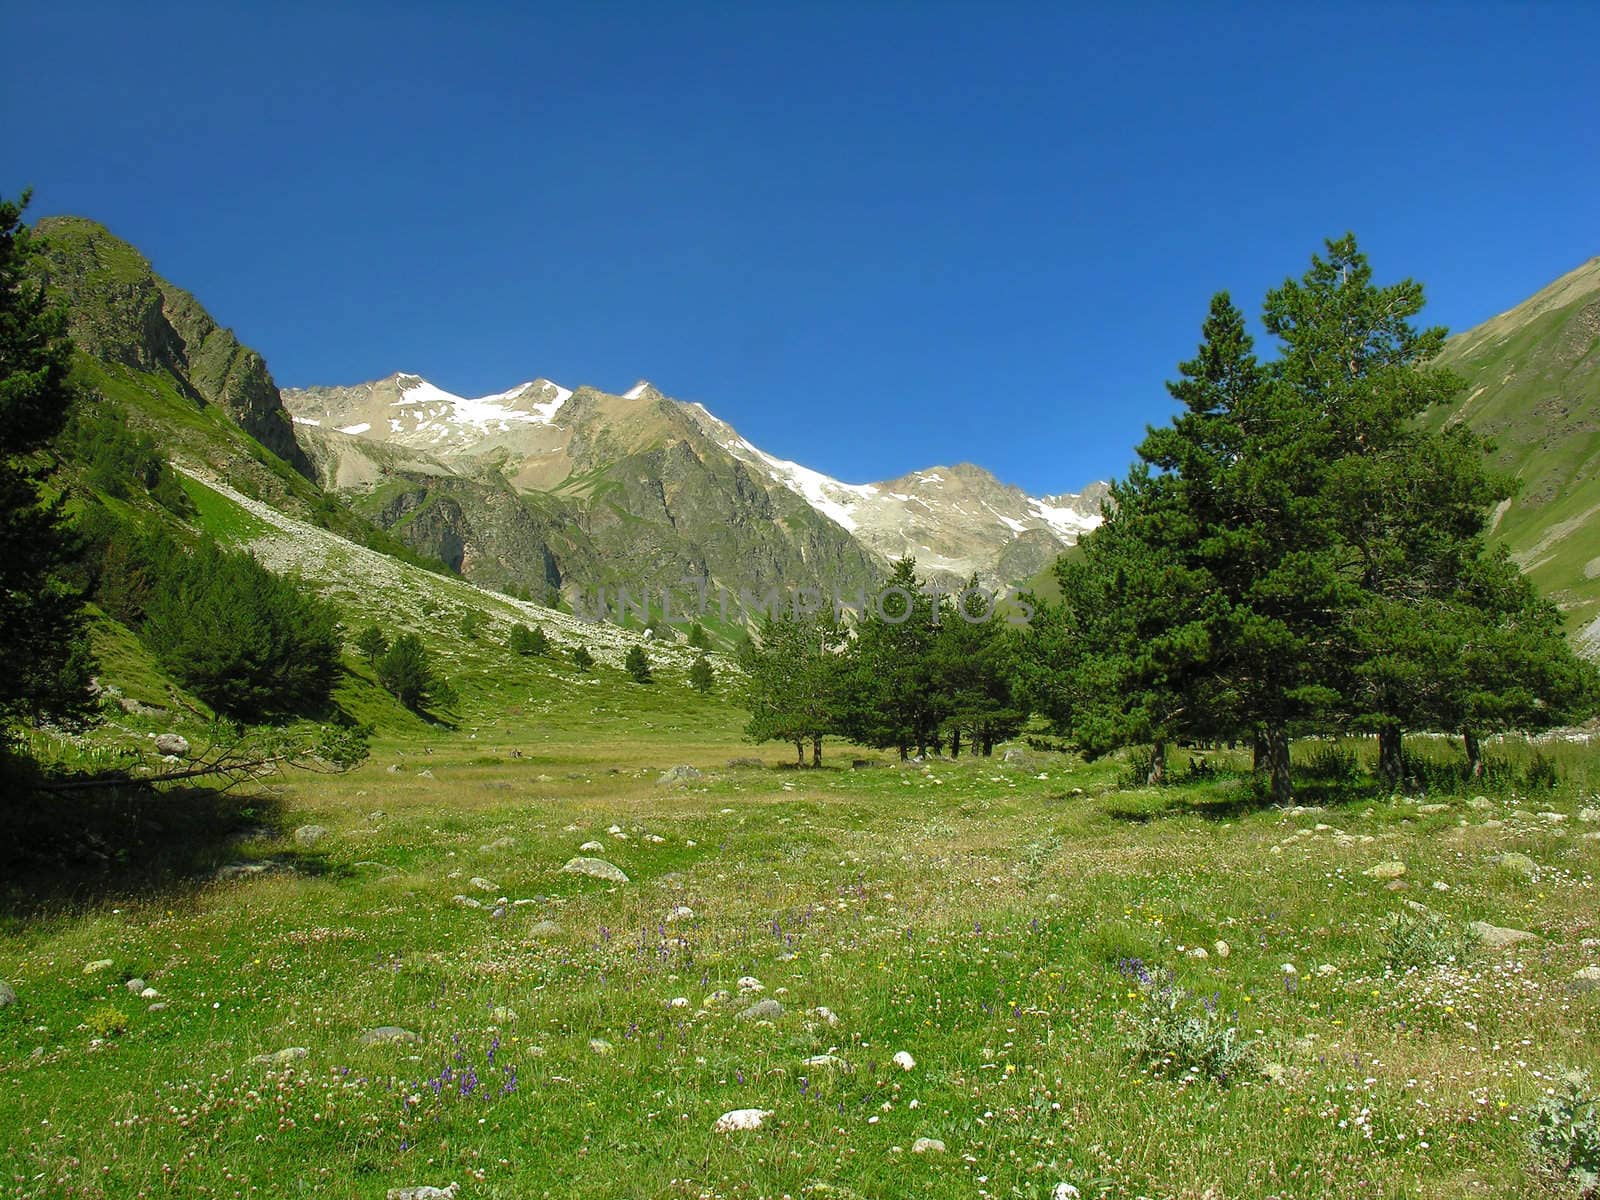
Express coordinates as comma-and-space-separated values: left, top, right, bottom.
3, 714, 1598, 1198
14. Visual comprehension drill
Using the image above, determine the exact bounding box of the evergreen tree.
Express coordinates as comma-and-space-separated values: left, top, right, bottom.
843, 558, 945, 759
739, 607, 849, 765
0, 192, 94, 732
376, 632, 445, 712
932, 578, 1027, 757
142, 541, 342, 721
689, 654, 714, 694
687, 623, 711, 650
354, 623, 389, 667
572, 645, 594, 672
458, 609, 483, 640
624, 644, 653, 683
508, 623, 551, 656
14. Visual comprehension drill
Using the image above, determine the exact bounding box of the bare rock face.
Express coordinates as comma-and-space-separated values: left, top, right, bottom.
30, 217, 314, 481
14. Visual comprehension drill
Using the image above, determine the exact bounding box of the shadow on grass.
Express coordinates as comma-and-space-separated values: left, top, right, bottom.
0, 773, 301, 919
1104, 773, 1384, 823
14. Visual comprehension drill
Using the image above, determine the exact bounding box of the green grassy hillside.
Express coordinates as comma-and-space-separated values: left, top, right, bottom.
1432, 255, 1600, 639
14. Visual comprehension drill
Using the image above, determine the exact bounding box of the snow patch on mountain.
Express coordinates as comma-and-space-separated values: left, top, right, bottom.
396, 374, 571, 428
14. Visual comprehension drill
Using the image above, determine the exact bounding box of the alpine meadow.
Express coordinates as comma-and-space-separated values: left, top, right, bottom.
4, 8, 1600, 1199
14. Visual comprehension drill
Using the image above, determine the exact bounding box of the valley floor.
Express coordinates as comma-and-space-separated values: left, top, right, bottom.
2, 730, 1598, 1199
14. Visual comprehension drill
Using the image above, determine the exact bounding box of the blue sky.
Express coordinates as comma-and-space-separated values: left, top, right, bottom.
7, 2, 1598, 494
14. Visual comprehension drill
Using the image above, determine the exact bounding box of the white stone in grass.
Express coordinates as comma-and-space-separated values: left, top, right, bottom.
561, 857, 628, 883
1281, 963, 1297, 975
813, 1006, 841, 1027
892, 1050, 917, 1071
912, 1137, 946, 1154
1570, 966, 1600, 992
358, 1026, 420, 1046
469, 877, 497, 892
704, 990, 731, 1007
386, 1185, 459, 1200
251, 1046, 309, 1065
667, 905, 694, 922
801, 1054, 847, 1070
668, 997, 689, 1009
1052, 1184, 1082, 1200
294, 825, 329, 848
1213, 940, 1230, 959
579, 840, 604, 852
1362, 861, 1406, 880
125, 978, 147, 994
154, 733, 190, 757
140, 987, 159, 1000
1578, 808, 1599, 824
737, 976, 764, 993
713, 1107, 770, 1132
1471, 921, 1537, 949
83, 960, 113, 975
1186, 946, 1208, 960
589, 1038, 613, 1055
0, 981, 14, 1007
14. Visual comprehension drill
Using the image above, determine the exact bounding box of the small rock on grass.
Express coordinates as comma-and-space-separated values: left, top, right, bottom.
359, 1026, 420, 1047
589, 1038, 613, 1055
1494, 851, 1538, 879
813, 1006, 840, 1027
0, 981, 16, 1007
1572, 966, 1600, 992
911, 1137, 945, 1154
125, 978, 147, 994
1052, 1185, 1082, 1200
386, 1185, 458, 1200
1471, 921, 1537, 948
802, 1054, 847, 1070
737, 999, 783, 1022
252, 1047, 309, 1065
1362, 861, 1406, 880
528, 920, 561, 937
561, 857, 628, 883
713, 1107, 770, 1132
892, 1050, 916, 1071
83, 959, 113, 975
293, 824, 328, 848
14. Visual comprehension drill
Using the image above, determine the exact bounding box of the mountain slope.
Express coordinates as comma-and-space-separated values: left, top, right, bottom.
284, 374, 1106, 596
1432, 254, 1600, 637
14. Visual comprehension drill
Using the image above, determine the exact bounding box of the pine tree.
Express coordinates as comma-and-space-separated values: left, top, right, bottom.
689, 654, 714, 694
932, 577, 1026, 757
739, 608, 849, 765
687, 623, 711, 650
0, 192, 94, 733
142, 541, 342, 721
376, 633, 441, 712
572, 645, 594, 672
508, 623, 551, 656
843, 558, 945, 759
354, 624, 389, 667
624, 644, 653, 683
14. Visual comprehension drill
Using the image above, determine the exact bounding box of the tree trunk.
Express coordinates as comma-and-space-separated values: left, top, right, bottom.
951, 727, 961, 758
898, 743, 908, 762
1464, 728, 1483, 780
812, 735, 822, 769
1252, 732, 1265, 774
1264, 723, 1292, 805
795, 741, 804, 766
1377, 727, 1404, 785
1146, 739, 1166, 786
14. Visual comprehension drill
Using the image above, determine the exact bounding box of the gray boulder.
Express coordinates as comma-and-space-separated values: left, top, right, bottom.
154, 733, 190, 757
658, 765, 703, 785
736, 999, 784, 1022
1471, 921, 1537, 949
0, 981, 15, 1007
293, 824, 329, 848
561, 857, 629, 884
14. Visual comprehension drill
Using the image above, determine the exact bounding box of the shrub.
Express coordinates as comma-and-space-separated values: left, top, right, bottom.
1302, 743, 1359, 783
1120, 960, 1257, 1084
572, 645, 594, 672
458, 609, 483, 640
509, 624, 551, 657
1381, 909, 1473, 973
1524, 751, 1559, 791
1528, 1070, 1599, 1195
83, 1005, 129, 1038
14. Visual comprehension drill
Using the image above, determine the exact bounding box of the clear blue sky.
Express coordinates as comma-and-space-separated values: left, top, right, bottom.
7, 2, 1598, 495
